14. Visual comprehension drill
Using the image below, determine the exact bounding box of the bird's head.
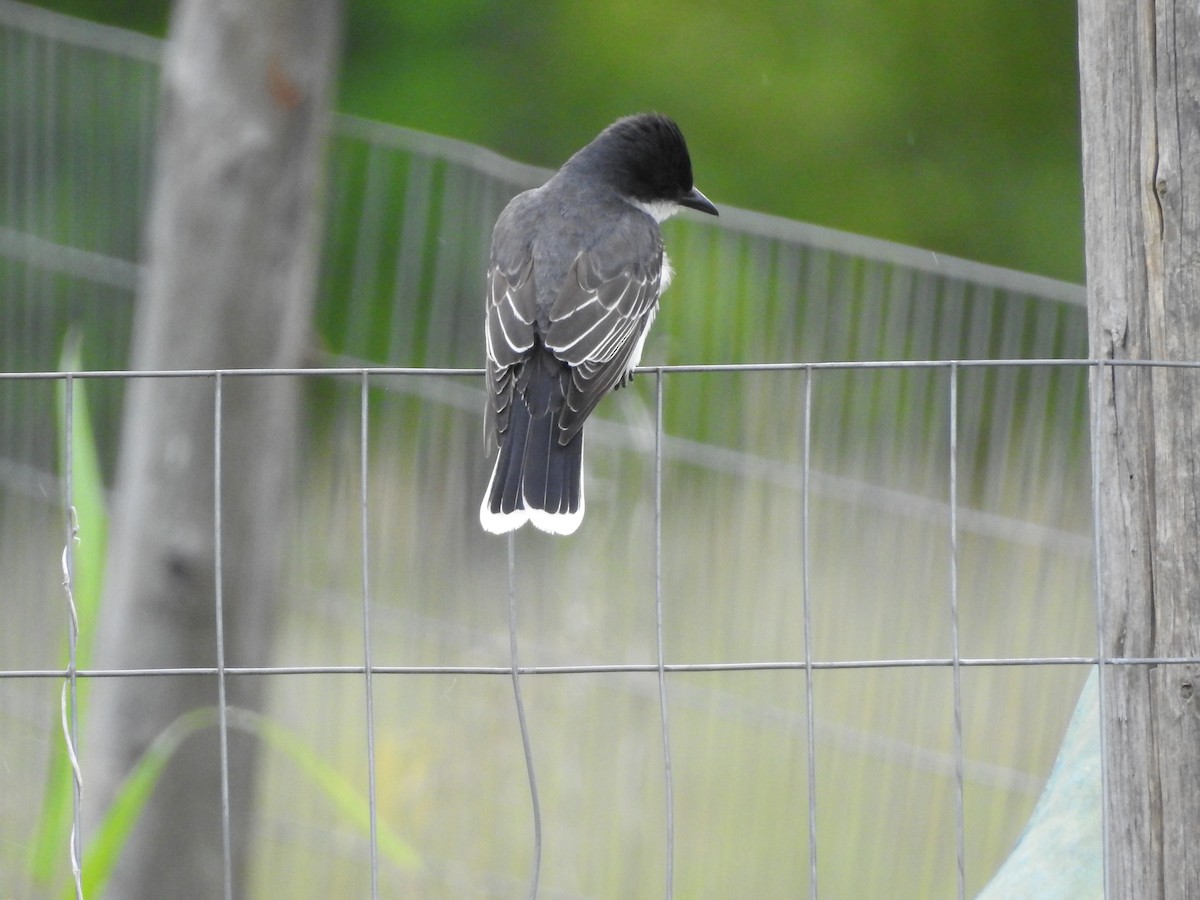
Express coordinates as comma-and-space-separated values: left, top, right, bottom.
573, 113, 718, 222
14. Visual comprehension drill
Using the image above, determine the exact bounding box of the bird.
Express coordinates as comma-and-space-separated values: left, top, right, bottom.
480, 113, 718, 535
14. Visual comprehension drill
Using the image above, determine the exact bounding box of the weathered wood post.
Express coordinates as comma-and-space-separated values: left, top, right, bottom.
1078, 0, 1200, 894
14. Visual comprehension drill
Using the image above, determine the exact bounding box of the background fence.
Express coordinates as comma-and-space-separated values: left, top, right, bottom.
1, 3, 1099, 897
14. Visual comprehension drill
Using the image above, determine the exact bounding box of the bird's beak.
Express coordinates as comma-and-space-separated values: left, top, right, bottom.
680, 186, 719, 216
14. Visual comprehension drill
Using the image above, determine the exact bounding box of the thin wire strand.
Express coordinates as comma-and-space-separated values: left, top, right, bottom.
5, 653, 1196, 681
212, 372, 234, 900
61, 374, 83, 900
508, 533, 541, 899
949, 363, 966, 899
1090, 359, 1111, 897
359, 372, 380, 899
8, 356, 1200, 386
802, 366, 818, 900
654, 369, 675, 900
57, 684, 82, 897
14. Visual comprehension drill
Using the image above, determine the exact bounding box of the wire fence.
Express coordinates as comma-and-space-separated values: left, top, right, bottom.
0, 2, 1124, 897
5, 359, 1108, 899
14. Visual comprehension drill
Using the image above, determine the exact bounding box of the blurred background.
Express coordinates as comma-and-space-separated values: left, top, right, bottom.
26, 0, 1084, 283
2, 1, 1096, 898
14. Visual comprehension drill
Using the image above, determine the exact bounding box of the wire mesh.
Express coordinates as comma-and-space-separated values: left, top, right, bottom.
4, 360, 1110, 899
0, 2, 1126, 898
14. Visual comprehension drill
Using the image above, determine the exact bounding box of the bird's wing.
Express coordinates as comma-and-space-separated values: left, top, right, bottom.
483, 235, 537, 454
545, 215, 663, 441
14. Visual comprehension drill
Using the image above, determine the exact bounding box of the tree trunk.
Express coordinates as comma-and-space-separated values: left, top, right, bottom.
1078, 0, 1200, 894
81, 1, 339, 897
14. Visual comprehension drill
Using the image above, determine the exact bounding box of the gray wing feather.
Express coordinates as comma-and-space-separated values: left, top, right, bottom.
484, 249, 536, 453
545, 216, 663, 439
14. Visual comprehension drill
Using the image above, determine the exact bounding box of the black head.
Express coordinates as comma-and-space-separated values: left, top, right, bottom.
568, 113, 718, 216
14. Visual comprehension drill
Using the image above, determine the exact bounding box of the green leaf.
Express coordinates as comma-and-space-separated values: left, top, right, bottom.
58, 706, 420, 898
71, 708, 219, 899
58, 328, 109, 666
227, 708, 422, 873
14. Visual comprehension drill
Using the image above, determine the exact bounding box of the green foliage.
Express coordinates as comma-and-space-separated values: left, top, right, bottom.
336, 0, 1084, 281
70, 708, 218, 900
232, 709, 422, 874
60, 710, 424, 897
32, 0, 1084, 281
63, 707, 421, 899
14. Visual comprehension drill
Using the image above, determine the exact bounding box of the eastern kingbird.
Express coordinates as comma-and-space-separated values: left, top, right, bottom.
480, 113, 718, 535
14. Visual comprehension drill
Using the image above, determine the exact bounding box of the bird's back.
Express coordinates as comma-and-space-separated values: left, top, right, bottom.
496, 174, 657, 324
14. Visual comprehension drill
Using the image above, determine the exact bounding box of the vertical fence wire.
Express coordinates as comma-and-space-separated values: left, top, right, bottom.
654, 369, 675, 900
60, 373, 83, 900
358, 372, 381, 899
801, 365, 818, 900
948, 362, 966, 900
212, 372, 234, 900
1089, 359, 1110, 898
507, 533, 542, 899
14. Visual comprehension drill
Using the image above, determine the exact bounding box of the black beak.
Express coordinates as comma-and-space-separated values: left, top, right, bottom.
680, 186, 719, 216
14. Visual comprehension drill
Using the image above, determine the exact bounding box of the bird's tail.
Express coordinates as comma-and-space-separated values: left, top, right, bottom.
479, 400, 584, 536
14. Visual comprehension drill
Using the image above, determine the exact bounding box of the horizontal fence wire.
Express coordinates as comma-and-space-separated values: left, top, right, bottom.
3, 656, 1199, 680
6, 357, 1200, 383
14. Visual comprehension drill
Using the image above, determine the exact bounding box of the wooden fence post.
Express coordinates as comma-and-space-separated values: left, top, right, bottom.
1078, 0, 1200, 894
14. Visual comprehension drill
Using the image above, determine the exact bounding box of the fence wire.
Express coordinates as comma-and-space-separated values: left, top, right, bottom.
59, 374, 83, 900
9, 357, 1200, 900
0, 2, 1149, 898
1089, 359, 1112, 899
2, 359, 1141, 900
